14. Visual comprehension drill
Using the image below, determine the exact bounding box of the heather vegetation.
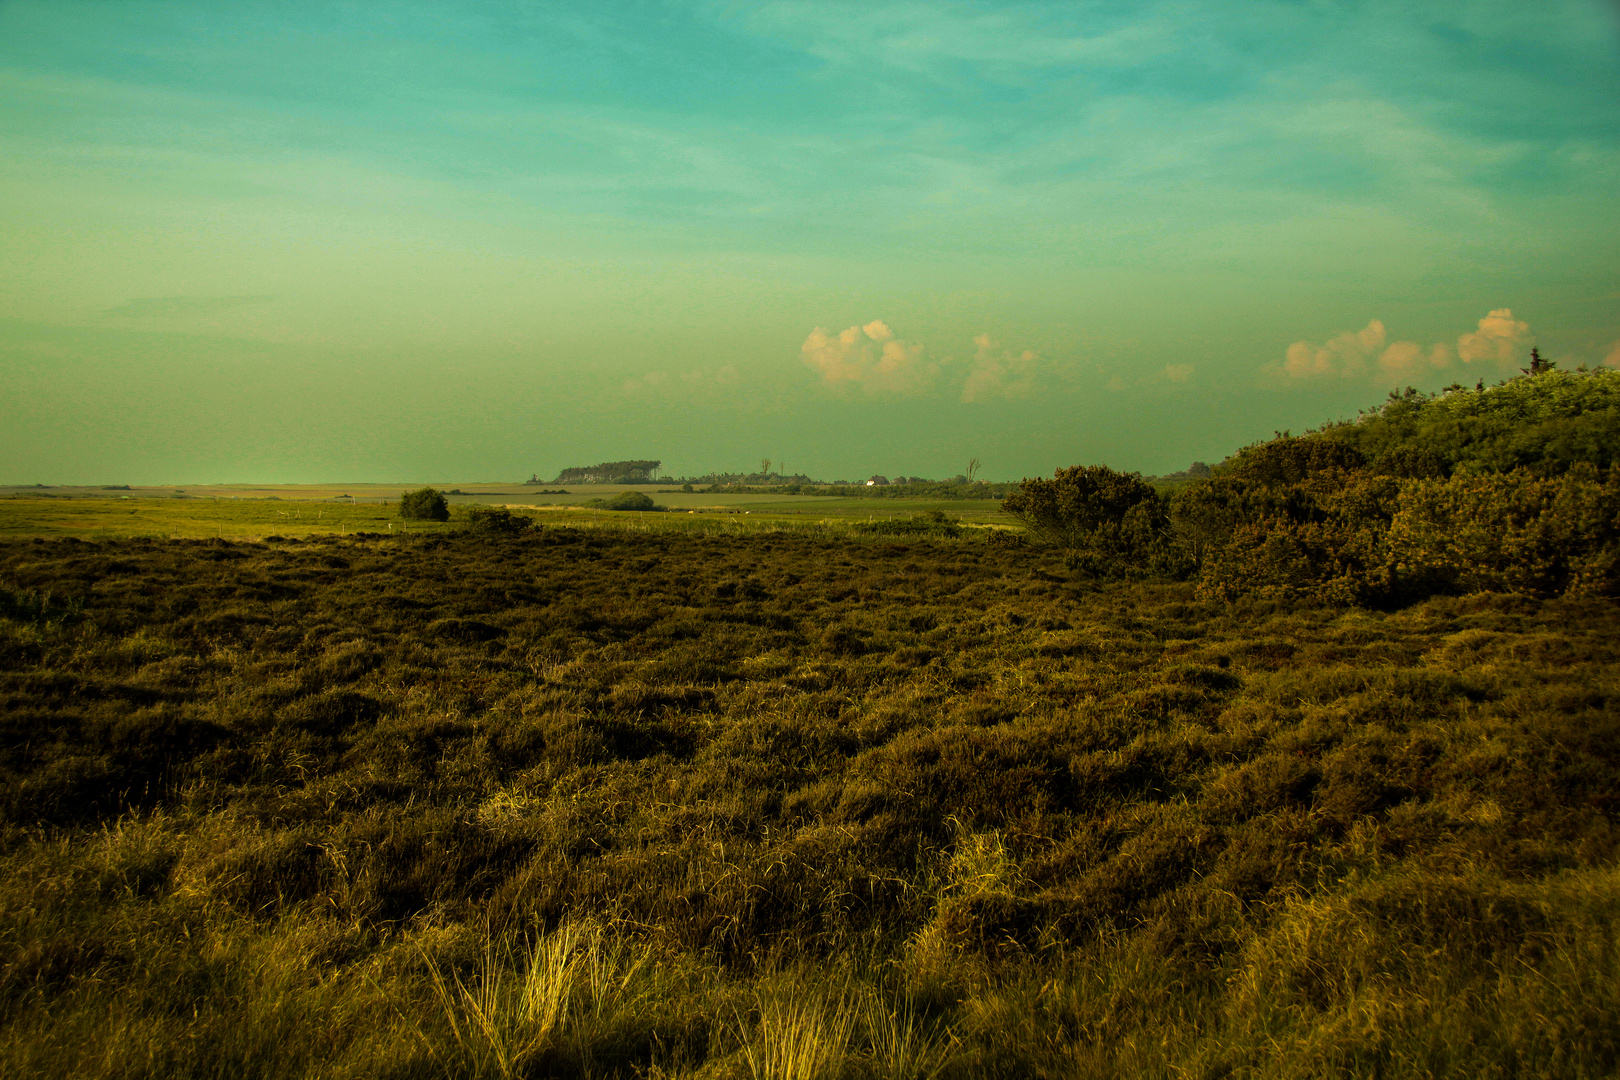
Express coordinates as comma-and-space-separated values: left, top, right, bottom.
1, 368, 1617, 1078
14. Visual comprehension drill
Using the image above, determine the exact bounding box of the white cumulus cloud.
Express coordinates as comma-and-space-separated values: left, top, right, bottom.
801, 320, 935, 395
1273, 309, 1537, 384
1456, 308, 1531, 365
1282, 319, 1387, 379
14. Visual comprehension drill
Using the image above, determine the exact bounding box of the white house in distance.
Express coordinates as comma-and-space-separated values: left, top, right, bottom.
866, 475, 890, 486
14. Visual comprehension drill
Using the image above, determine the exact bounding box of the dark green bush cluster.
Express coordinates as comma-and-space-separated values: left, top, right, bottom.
1185, 441, 1619, 604
1325, 367, 1620, 475
584, 491, 662, 512
461, 505, 537, 536
1005, 369, 1620, 603
1001, 465, 1191, 579
398, 486, 449, 521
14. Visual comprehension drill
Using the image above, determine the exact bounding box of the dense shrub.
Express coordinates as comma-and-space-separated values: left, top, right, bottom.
1386, 466, 1620, 598
1319, 367, 1620, 476
1002, 465, 1185, 576
398, 487, 449, 521
1168, 372, 1620, 604
1220, 435, 1365, 486
461, 505, 536, 536
587, 491, 661, 512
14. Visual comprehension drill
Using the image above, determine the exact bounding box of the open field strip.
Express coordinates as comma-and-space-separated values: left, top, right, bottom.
0, 489, 1019, 541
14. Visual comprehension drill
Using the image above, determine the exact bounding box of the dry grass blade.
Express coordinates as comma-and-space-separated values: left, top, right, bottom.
419, 924, 587, 1079
739, 993, 857, 1080
863, 992, 953, 1080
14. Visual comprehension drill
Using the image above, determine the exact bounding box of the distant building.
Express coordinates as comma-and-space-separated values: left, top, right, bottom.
866, 475, 890, 486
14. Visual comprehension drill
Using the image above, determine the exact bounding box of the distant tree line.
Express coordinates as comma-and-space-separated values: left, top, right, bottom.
534, 460, 664, 485
525, 462, 1008, 496
1002, 366, 1620, 603
679, 479, 1015, 500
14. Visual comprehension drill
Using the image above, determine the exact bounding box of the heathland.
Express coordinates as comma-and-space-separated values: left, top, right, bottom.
1, 368, 1617, 1078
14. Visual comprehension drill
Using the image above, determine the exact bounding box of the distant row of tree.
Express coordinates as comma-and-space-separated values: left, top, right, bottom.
1002, 366, 1620, 602
533, 460, 664, 485
523, 457, 995, 491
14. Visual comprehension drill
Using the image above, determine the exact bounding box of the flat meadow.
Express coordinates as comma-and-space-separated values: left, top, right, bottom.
0, 487, 1011, 542
1, 496, 1617, 1078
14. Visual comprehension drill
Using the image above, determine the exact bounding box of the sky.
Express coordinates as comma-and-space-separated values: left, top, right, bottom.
2, 0, 1618, 485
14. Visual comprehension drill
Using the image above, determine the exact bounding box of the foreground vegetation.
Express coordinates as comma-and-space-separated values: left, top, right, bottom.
3, 522, 1617, 1077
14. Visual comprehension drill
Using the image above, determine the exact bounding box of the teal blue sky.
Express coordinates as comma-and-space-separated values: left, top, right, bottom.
3, 0, 1618, 484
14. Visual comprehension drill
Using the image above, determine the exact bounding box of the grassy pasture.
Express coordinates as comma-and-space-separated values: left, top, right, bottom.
1, 506, 1617, 1077
0, 488, 1015, 541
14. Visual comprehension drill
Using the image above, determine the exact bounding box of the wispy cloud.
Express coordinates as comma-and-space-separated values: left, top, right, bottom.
961, 333, 1039, 402
99, 296, 273, 319
801, 320, 935, 395
1162, 363, 1194, 383
622, 365, 739, 395
1377, 340, 1454, 379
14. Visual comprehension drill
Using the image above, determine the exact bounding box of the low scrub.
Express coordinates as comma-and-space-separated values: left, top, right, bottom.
1, 530, 1616, 1076
461, 505, 538, 536
851, 511, 962, 538
585, 492, 663, 512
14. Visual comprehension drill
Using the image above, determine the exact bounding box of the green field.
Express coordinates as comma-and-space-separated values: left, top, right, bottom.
0, 487, 1018, 541
1, 513, 1616, 1078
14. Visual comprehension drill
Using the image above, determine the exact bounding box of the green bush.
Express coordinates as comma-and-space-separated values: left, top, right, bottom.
1184, 469, 1400, 604
1172, 369, 1620, 604
462, 505, 537, 536
1220, 435, 1365, 487
589, 491, 660, 512
1186, 462, 1620, 605
1385, 466, 1620, 598
1003, 465, 1182, 575
1318, 368, 1620, 476
399, 487, 449, 521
